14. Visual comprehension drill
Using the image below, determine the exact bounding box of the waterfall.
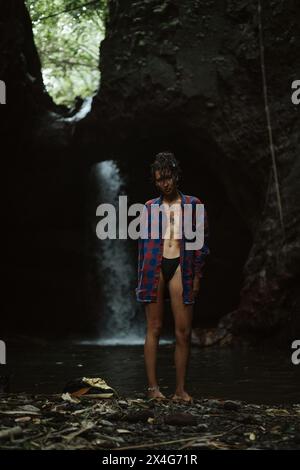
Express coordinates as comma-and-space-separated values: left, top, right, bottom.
86, 160, 145, 345
80, 159, 172, 346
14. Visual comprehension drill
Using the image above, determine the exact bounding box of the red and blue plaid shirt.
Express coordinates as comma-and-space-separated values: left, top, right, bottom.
135, 190, 210, 304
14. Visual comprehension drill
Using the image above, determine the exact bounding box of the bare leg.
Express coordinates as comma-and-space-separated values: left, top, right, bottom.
144, 270, 166, 399
168, 264, 194, 402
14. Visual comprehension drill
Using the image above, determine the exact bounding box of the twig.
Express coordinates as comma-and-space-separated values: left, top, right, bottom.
179, 424, 243, 449
37, 0, 101, 22
63, 422, 95, 441
115, 425, 243, 451
40, 59, 97, 69
115, 435, 208, 451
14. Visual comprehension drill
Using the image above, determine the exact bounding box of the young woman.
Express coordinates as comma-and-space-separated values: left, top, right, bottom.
136, 151, 210, 402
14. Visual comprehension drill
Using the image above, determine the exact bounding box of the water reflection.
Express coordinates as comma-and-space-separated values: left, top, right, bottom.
5, 341, 300, 404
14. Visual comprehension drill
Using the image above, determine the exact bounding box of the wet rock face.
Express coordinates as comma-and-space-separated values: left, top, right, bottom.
79, 0, 300, 338
1, 1, 88, 336
2, 1, 299, 339
0, 0, 52, 146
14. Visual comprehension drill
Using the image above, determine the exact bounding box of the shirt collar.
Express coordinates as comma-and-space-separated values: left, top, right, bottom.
157, 189, 186, 206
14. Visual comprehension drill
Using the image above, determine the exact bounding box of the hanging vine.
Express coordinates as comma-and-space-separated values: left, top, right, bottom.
258, 0, 285, 240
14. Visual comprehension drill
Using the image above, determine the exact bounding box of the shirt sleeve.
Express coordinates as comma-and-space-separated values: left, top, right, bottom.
193, 201, 210, 278
137, 203, 148, 276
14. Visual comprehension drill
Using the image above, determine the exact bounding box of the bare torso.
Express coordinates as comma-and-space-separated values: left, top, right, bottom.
162, 197, 182, 258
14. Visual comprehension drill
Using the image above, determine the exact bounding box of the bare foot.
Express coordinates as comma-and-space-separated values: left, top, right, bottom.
171, 390, 193, 403
147, 386, 167, 400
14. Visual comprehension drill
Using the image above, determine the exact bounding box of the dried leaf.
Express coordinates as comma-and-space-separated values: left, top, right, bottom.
61, 393, 80, 403
15, 416, 32, 423
82, 377, 112, 390
266, 408, 289, 416
80, 393, 114, 399
70, 387, 90, 397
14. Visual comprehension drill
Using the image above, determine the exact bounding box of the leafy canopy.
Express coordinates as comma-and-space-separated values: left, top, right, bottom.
26, 0, 107, 106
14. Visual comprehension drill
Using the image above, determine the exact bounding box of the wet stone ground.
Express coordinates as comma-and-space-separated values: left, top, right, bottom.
0, 393, 300, 450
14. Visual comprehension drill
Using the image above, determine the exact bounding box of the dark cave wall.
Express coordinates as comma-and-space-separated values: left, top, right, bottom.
1, 1, 88, 337
76, 0, 300, 339
0, 0, 49, 152
1, 0, 299, 341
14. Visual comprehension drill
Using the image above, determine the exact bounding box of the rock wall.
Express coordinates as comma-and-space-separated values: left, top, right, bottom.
76, 0, 300, 341
2, 0, 299, 341
1, 0, 89, 337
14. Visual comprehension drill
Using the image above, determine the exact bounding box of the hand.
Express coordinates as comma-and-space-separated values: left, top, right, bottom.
192, 276, 201, 299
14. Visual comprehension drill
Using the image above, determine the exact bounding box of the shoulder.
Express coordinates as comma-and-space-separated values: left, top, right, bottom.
145, 197, 160, 206
183, 194, 202, 204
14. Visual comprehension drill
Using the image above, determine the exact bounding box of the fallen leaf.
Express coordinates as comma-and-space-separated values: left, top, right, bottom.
15, 416, 32, 423
61, 393, 80, 403
266, 408, 289, 416
71, 387, 90, 397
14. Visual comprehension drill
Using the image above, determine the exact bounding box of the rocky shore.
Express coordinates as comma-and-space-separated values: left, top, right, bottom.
0, 393, 299, 450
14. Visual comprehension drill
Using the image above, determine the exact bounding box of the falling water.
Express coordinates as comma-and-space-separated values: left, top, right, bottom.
87, 160, 145, 345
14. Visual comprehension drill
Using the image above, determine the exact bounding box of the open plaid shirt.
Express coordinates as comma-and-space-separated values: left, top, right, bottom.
135, 190, 210, 304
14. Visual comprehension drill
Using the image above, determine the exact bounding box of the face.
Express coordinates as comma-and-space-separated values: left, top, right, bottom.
154, 169, 177, 196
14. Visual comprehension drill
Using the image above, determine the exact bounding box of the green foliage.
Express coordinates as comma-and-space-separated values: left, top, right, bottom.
25, 0, 107, 106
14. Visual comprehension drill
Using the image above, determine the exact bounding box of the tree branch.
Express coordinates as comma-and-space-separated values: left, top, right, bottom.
38, 0, 101, 22
42, 58, 97, 69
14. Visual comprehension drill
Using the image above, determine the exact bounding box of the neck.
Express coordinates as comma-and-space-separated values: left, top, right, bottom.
162, 189, 181, 204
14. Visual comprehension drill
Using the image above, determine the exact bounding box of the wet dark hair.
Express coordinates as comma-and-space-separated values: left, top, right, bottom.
150, 151, 181, 184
